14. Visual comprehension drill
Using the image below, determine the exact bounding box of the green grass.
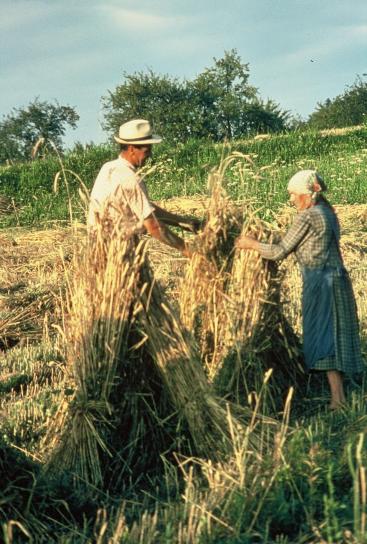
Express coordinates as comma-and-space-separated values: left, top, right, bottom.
1, 356, 367, 542
1, 126, 367, 542
1, 126, 367, 227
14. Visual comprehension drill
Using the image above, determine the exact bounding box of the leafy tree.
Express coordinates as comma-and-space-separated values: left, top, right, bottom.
102, 50, 289, 142
0, 98, 79, 164
102, 70, 193, 142
307, 77, 367, 129
189, 49, 257, 139
243, 98, 291, 134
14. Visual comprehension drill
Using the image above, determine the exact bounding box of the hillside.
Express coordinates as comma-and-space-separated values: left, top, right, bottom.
1, 130, 367, 543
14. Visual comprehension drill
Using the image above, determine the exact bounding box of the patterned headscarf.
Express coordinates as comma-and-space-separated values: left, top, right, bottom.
287, 170, 327, 196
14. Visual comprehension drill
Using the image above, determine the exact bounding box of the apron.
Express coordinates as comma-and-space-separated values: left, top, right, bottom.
301, 208, 342, 370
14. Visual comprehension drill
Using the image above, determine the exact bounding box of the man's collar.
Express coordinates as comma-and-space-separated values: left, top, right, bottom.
118, 155, 136, 171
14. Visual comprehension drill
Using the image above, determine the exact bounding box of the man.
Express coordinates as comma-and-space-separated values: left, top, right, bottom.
88, 119, 201, 256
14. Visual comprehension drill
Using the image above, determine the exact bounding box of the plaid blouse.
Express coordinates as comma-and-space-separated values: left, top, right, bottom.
258, 203, 343, 269
258, 202, 364, 374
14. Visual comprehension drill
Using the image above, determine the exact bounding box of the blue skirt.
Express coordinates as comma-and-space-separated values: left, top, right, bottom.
301, 266, 364, 373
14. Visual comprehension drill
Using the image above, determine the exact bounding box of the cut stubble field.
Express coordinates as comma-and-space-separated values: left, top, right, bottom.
0, 198, 366, 542
1, 129, 367, 542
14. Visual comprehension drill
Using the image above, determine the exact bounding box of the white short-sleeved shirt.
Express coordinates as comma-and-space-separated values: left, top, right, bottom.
87, 156, 155, 231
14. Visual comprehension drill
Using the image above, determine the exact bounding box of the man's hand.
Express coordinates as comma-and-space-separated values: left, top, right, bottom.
177, 218, 205, 234
152, 203, 205, 234
181, 242, 196, 258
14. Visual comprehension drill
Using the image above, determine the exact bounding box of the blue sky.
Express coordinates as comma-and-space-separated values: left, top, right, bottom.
2, 0, 367, 147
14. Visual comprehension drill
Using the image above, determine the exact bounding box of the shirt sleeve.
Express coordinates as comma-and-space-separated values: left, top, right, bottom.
257, 211, 310, 261
120, 177, 155, 222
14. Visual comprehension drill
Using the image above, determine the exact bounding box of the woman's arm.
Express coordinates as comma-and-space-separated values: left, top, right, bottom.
236, 211, 310, 261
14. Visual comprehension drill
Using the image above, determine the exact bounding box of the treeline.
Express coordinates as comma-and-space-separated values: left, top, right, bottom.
307, 76, 367, 129
101, 50, 291, 143
0, 99, 79, 164
0, 50, 367, 165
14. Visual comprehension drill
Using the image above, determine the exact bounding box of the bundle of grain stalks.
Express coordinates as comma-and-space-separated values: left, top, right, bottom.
46, 217, 267, 492
45, 223, 156, 488
180, 154, 306, 409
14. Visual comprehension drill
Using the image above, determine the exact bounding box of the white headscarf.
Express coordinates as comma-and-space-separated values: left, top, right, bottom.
287, 170, 326, 196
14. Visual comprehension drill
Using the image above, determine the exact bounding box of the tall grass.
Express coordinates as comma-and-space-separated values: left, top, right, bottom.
0, 129, 367, 542
1, 126, 367, 226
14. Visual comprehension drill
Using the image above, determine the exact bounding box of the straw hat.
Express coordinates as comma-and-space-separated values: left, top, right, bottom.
114, 119, 162, 145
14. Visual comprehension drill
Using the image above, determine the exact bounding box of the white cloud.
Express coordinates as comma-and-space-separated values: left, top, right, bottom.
347, 23, 367, 39
99, 5, 187, 33
0, 1, 46, 30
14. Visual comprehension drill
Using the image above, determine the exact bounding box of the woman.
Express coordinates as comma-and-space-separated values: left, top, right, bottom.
236, 170, 364, 410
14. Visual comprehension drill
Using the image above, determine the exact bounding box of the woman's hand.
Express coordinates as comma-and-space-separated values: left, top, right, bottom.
235, 235, 257, 251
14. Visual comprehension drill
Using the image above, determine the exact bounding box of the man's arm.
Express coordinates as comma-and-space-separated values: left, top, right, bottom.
152, 203, 203, 233
143, 215, 191, 257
